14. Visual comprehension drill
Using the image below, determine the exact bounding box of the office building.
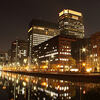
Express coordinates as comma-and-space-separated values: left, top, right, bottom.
91, 32, 100, 72
71, 38, 91, 71
0, 52, 8, 66
59, 9, 84, 38
11, 40, 28, 65
28, 19, 60, 60
32, 34, 77, 72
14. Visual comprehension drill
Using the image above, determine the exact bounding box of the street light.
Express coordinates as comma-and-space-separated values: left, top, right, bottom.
23, 59, 27, 64
82, 48, 86, 52
80, 47, 87, 72
34, 58, 37, 62
82, 62, 86, 67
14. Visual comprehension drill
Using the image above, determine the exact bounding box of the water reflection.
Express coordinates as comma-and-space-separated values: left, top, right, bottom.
0, 72, 100, 100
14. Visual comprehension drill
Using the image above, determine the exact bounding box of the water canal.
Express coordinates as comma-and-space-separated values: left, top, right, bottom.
0, 71, 100, 100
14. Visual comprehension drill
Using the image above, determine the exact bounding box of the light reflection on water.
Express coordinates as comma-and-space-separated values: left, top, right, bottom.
0, 72, 100, 100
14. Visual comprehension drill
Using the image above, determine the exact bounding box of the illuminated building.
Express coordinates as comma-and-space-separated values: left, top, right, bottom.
11, 40, 28, 65
28, 19, 59, 61
91, 32, 100, 72
59, 9, 84, 38
0, 52, 8, 66
32, 34, 77, 72
71, 38, 91, 71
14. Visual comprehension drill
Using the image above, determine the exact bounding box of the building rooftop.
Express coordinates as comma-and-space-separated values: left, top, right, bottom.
59, 9, 82, 17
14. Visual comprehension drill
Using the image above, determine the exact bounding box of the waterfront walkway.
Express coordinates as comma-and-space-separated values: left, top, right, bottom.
2, 70, 100, 83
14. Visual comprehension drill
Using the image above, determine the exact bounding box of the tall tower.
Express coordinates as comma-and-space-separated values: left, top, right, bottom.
59, 9, 84, 38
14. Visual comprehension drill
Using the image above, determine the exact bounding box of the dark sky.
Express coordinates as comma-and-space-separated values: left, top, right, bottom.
0, 0, 100, 51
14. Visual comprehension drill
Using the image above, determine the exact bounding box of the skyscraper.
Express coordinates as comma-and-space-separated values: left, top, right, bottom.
59, 9, 84, 38
28, 19, 59, 61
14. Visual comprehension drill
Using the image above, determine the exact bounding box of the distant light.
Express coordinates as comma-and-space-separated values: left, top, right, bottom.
60, 65, 63, 68
70, 69, 79, 72
43, 97, 46, 100
23, 59, 27, 63
22, 82, 26, 86
83, 90, 86, 94
41, 82, 48, 87
2, 86, 6, 90
86, 68, 92, 72
82, 63, 86, 66
82, 48, 86, 52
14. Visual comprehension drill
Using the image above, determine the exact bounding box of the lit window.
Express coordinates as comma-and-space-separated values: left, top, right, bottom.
44, 47, 46, 49
55, 59, 58, 61
72, 15, 78, 20
54, 49, 57, 52
93, 45, 97, 48
67, 46, 69, 48
46, 44, 48, 46
64, 22, 68, 25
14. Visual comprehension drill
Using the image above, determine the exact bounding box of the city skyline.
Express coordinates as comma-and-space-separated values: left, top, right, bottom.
0, 0, 100, 51
0, 1, 100, 99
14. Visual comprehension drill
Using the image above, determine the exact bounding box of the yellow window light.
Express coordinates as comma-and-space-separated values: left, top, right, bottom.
59, 11, 64, 16
72, 15, 78, 20
69, 10, 82, 16
59, 9, 82, 17
59, 9, 68, 16
33, 26, 44, 30
41, 82, 48, 87
37, 27, 44, 30
82, 63, 86, 66
86, 68, 92, 73
28, 27, 32, 33
64, 9, 68, 13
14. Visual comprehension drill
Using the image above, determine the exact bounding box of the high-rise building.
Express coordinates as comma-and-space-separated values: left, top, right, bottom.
11, 40, 28, 65
59, 9, 84, 38
28, 19, 60, 60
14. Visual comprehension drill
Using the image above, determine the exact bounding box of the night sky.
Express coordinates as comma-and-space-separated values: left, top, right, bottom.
0, 0, 100, 51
